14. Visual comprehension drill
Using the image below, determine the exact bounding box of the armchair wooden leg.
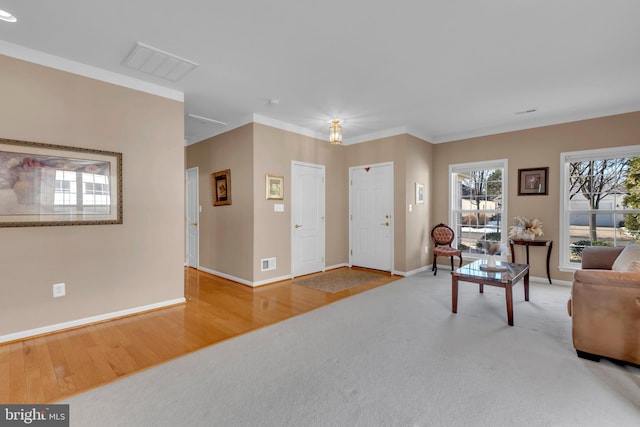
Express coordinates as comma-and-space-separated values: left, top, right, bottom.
433, 255, 438, 275
450, 256, 454, 271
458, 255, 463, 268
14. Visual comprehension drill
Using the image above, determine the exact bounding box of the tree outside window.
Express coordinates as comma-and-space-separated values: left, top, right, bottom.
562, 147, 640, 267
450, 161, 506, 257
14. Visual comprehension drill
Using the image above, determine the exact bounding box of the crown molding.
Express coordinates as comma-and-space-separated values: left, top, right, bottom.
432, 104, 640, 143
0, 41, 184, 102
252, 114, 325, 140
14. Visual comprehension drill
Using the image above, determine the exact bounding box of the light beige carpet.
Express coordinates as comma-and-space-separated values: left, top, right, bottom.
292, 268, 388, 293
64, 273, 640, 426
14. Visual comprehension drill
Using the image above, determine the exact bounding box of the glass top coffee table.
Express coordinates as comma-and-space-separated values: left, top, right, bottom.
451, 260, 530, 326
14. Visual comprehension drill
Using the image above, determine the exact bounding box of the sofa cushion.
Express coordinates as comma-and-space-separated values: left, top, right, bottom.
611, 244, 640, 272
629, 261, 640, 272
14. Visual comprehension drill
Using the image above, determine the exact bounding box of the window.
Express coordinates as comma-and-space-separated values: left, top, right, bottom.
449, 159, 508, 258
560, 146, 640, 270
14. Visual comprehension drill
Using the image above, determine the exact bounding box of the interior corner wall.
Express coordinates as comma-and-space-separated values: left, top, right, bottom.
345, 135, 410, 273
404, 135, 434, 273
185, 124, 254, 282
0, 55, 185, 337
432, 111, 640, 282
252, 123, 347, 282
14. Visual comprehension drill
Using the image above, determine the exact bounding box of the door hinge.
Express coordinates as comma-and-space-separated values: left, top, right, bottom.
350, 249, 353, 255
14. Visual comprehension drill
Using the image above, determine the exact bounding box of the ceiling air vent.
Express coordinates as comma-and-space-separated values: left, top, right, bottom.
122, 42, 198, 82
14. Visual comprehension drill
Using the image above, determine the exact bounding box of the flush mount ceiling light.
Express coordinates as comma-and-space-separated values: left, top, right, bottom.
0, 9, 17, 22
329, 119, 343, 145
122, 42, 198, 82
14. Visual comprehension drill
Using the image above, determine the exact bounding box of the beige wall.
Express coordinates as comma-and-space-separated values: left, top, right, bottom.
345, 135, 407, 272
404, 135, 434, 272
186, 124, 254, 280
345, 134, 433, 273
0, 55, 185, 337
186, 123, 347, 283
186, 126, 435, 282
433, 111, 640, 282
252, 123, 347, 282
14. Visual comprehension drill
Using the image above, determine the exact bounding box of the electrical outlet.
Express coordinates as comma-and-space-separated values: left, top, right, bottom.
52, 283, 66, 298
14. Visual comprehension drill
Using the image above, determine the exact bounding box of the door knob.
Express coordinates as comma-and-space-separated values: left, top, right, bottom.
294, 224, 302, 228
380, 222, 390, 226
191, 222, 198, 226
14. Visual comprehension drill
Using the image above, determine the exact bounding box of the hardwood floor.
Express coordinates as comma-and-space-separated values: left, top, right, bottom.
0, 267, 400, 404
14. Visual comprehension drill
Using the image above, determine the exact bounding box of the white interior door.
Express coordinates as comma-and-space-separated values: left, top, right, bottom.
186, 167, 199, 268
350, 162, 393, 271
291, 162, 325, 277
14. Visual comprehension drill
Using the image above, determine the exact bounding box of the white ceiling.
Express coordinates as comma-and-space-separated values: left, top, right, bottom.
1, 1, 639, 145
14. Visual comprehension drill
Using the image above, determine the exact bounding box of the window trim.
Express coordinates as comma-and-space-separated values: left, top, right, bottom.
448, 158, 508, 260
559, 144, 640, 272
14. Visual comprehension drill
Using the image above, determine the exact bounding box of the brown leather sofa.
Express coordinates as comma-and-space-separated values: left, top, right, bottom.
567, 246, 640, 365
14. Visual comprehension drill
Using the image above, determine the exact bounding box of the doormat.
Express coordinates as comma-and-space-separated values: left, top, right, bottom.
292, 268, 390, 293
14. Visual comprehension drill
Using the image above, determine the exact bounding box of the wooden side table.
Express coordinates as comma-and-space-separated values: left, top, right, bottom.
509, 239, 553, 284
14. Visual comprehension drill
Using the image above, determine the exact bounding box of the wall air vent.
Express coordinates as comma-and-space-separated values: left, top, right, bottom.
261, 257, 277, 272
122, 42, 198, 82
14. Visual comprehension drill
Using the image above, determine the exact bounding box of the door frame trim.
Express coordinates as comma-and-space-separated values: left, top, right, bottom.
348, 161, 394, 272
185, 166, 199, 268
291, 160, 326, 278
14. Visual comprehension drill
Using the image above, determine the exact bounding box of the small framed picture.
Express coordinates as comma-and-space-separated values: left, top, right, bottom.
212, 169, 231, 206
266, 174, 284, 200
518, 167, 548, 195
415, 183, 424, 204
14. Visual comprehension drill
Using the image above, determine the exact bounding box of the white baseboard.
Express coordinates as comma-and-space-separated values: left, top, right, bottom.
198, 266, 293, 287
198, 266, 253, 286
394, 265, 430, 277
199, 263, 356, 287
0, 298, 186, 344
325, 263, 350, 271
253, 274, 293, 287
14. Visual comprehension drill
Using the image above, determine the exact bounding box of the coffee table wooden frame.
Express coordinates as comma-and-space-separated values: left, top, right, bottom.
451, 260, 530, 326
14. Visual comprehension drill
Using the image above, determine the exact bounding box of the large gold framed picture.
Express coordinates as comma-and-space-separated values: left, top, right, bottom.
0, 137, 122, 227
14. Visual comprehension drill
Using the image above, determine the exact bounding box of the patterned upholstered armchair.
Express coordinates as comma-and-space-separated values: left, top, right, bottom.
431, 223, 463, 275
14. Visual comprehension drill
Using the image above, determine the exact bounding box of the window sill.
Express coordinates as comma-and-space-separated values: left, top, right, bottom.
559, 265, 579, 273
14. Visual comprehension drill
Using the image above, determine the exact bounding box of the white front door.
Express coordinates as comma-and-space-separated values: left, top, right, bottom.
186, 167, 199, 268
291, 162, 325, 277
350, 162, 393, 271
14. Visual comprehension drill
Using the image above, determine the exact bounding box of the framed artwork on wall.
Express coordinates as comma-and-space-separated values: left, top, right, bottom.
0, 137, 123, 227
212, 169, 231, 206
266, 174, 284, 200
518, 167, 548, 195
415, 182, 424, 204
